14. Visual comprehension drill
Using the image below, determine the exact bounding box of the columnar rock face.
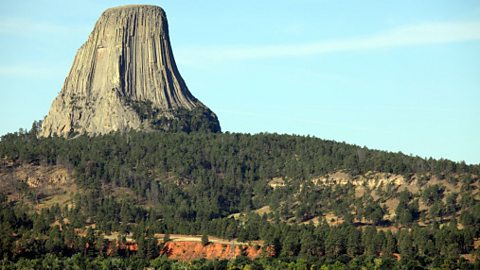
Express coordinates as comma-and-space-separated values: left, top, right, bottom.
40, 5, 220, 137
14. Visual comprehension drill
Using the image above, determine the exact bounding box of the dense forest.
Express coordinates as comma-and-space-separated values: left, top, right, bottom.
0, 124, 479, 269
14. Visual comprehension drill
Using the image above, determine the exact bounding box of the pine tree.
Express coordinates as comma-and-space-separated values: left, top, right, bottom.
346, 228, 362, 257
201, 234, 209, 246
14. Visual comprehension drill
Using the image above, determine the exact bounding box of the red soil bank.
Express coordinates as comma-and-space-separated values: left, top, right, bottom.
161, 241, 265, 261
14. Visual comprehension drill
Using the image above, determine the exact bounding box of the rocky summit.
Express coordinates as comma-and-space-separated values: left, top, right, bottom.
40, 5, 220, 137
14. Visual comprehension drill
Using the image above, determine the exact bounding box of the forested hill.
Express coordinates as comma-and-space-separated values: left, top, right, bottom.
0, 128, 478, 221
0, 128, 479, 269
1, 128, 477, 180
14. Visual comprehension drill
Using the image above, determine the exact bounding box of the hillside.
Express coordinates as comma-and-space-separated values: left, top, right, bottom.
0, 128, 479, 268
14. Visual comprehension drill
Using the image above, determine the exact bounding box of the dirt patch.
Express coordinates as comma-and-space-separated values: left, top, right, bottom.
376, 226, 399, 233
154, 234, 257, 246
229, 206, 272, 220
355, 186, 366, 198
383, 198, 399, 219
162, 241, 264, 261
0, 162, 76, 209
268, 177, 285, 189
313, 171, 352, 186
254, 206, 271, 216
302, 216, 321, 225
325, 212, 343, 226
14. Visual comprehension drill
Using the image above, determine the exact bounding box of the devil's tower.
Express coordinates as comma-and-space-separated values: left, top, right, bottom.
40, 5, 220, 137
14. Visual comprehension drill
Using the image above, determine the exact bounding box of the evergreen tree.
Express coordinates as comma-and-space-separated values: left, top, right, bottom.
201, 234, 209, 246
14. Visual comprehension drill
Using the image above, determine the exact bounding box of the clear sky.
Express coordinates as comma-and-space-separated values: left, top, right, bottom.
0, 0, 479, 164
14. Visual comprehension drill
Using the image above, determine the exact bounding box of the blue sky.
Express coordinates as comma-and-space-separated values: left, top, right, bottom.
0, 0, 479, 164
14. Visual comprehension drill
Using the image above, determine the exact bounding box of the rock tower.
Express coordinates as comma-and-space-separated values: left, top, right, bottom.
40, 5, 220, 137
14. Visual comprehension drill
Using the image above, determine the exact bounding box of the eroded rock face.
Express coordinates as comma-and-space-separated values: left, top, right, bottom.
40, 5, 220, 137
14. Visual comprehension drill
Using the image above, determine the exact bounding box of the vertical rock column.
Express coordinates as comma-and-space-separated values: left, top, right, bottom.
40, 5, 219, 137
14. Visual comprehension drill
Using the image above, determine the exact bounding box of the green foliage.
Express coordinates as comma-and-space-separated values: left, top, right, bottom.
422, 184, 445, 206
201, 233, 209, 246
363, 201, 385, 225
128, 100, 221, 133
395, 190, 420, 226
